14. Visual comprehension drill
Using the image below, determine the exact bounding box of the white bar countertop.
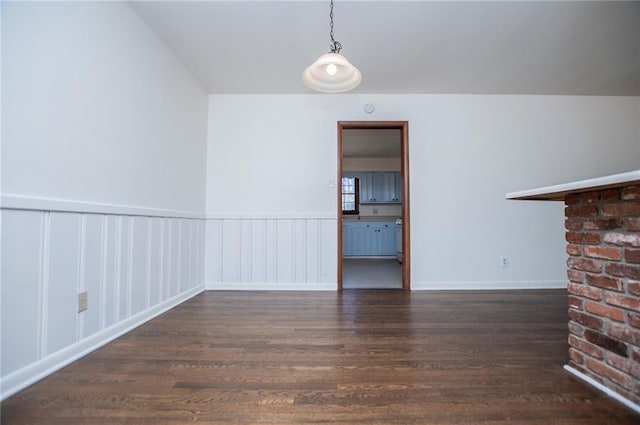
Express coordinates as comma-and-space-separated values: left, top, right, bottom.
506, 170, 640, 201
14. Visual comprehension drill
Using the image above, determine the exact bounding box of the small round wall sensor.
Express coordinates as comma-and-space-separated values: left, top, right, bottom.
363, 103, 375, 114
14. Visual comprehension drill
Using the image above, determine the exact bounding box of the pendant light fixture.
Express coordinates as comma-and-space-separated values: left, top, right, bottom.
302, 0, 361, 93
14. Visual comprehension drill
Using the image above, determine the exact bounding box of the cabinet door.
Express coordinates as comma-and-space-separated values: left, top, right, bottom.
343, 222, 370, 256
359, 173, 375, 203
376, 223, 396, 255
393, 172, 402, 203
359, 172, 402, 204
342, 223, 356, 256
382, 172, 400, 203
370, 173, 387, 203
361, 223, 377, 255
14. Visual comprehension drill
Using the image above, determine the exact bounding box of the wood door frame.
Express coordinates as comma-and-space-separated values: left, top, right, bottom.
337, 121, 411, 291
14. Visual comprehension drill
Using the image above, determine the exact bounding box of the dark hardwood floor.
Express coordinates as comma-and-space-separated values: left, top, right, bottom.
2, 289, 639, 424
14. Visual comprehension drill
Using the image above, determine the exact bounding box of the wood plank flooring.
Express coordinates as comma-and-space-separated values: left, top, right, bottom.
2, 290, 639, 424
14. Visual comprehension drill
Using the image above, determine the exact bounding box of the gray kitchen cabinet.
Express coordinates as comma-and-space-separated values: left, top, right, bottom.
345, 172, 401, 204
343, 221, 396, 256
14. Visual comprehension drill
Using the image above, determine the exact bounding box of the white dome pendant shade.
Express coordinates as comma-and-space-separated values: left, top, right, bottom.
302, 0, 362, 93
302, 52, 362, 93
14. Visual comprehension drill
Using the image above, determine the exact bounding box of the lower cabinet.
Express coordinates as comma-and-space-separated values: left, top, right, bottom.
343, 221, 396, 256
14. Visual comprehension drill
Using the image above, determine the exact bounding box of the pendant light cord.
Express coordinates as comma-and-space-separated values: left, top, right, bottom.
329, 0, 342, 54
302, 0, 362, 92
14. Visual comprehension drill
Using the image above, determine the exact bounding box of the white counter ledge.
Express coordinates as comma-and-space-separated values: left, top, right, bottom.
505, 170, 640, 201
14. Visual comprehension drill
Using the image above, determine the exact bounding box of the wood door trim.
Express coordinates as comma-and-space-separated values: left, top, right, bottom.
337, 124, 344, 291
337, 121, 410, 291
400, 122, 410, 290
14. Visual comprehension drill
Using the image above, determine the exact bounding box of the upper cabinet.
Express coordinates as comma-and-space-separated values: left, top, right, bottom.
344, 171, 402, 204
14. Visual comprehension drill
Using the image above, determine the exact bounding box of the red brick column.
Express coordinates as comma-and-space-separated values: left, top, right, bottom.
565, 185, 640, 402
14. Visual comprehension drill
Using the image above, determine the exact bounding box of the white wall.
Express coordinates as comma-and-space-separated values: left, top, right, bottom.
205, 94, 640, 289
1, 2, 208, 400
2, 1, 207, 212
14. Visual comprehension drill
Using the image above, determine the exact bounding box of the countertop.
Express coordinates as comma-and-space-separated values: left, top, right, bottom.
343, 215, 399, 222
505, 170, 640, 201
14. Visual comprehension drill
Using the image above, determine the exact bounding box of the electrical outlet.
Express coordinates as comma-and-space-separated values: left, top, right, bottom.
78, 292, 88, 313
500, 256, 509, 268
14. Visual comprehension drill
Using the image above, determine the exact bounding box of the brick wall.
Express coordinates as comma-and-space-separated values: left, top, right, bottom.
565, 185, 640, 403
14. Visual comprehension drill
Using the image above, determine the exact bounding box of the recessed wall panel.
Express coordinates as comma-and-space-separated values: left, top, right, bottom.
221, 220, 241, 282
81, 214, 103, 338
102, 215, 118, 328
131, 217, 149, 315
149, 217, 164, 305
180, 219, 191, 291
169, 219, 181, 297
276, 220, 294, 283
1, 210, 44, 375
117, 217, 131, 321
46, 212, 80, 355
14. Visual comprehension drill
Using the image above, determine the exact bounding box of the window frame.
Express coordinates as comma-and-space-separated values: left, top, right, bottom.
341, 177, 360, 215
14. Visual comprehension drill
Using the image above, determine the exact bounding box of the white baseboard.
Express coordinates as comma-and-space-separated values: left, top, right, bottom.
206, 280, 567, 291
0, 285, 205, 401
205, 281, 566, 291
564, 365, 640, 415
205, 282, 336, 291
411, 280, 566, 290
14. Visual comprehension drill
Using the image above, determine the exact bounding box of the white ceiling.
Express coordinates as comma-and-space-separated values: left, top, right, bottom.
131, 0, 640, 96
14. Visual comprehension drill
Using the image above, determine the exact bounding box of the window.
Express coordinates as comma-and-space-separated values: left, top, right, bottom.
342, 177, 359, 215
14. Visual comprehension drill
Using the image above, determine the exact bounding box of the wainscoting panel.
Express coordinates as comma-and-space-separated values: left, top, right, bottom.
103, 214, 118, 329
117, 215, 131, 322
131, 216, 149, 316
0, 203, 206, 400
220, 219, 239, 283
148, 217, 164, 306
276, 220, 295, 283
1, 210, 43, 375
81, 214, 103, 339
46, 212, 81, 356
205, 217, 337, 290
168, 219, 180, 300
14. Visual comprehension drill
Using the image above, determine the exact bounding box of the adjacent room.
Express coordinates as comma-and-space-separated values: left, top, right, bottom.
2, 0, 640, 423
341, 127, 404, 290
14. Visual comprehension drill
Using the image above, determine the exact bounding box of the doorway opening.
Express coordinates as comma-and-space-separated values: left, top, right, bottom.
337, 121, 410, 291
